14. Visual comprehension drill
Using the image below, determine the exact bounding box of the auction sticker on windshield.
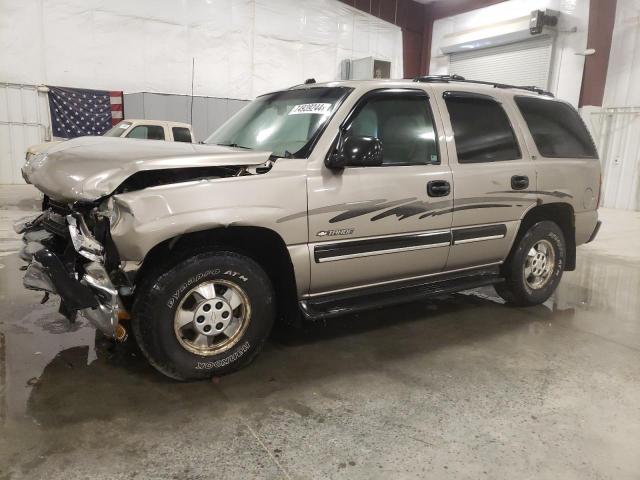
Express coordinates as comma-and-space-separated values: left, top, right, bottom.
289, 103, 332, 115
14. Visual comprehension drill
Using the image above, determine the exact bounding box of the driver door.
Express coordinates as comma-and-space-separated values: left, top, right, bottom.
307, 88, 453, 294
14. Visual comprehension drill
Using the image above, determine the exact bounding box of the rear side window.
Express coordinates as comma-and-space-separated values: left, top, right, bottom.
172, 127, 192, 143
515, 96, 598, 158
127, 125, 165, 140
444, 93, 520, 163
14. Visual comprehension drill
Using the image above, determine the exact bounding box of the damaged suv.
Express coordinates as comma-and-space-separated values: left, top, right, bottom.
16, 76, 601, 380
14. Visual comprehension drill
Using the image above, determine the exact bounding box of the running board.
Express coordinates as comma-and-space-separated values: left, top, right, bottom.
300, 268, 502, 320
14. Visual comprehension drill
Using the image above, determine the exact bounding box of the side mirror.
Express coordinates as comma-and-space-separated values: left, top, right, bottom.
326, 135, 383, 169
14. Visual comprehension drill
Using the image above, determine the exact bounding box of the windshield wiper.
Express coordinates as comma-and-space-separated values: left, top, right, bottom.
215, 142, 252, 150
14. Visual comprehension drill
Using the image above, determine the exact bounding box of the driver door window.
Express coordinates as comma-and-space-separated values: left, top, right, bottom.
346, 95, 439, 166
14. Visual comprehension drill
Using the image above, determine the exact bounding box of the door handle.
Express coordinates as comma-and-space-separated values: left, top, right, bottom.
511, 175, 529, 190
427, 180, 450, 197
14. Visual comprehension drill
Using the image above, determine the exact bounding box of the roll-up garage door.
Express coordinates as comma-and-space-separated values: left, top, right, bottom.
449, 35, 554, 89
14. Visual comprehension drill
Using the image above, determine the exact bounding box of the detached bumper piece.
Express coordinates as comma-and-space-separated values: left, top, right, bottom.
13, 212, 45, 235
15, 211, 123, 339
25, 250, 98, 310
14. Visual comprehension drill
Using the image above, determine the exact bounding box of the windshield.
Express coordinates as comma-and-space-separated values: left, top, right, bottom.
205, 87, 351, 158
103, 121, 131, 137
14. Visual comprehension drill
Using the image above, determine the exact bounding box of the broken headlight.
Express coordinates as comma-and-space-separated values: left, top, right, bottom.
67, 214, 104, 262
96, 197, 122, 227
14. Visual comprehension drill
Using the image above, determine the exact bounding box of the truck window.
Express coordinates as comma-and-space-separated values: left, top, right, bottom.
172, 127, 192, 143
346, 93, 439, 166
515, 96, 598, 159
127, 125, 165, 140
444, 93, 520, 163
103, 121, 131, 137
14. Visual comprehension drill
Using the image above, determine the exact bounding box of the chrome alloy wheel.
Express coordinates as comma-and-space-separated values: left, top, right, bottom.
173, 280, 251, 356
523, 239, 556, 290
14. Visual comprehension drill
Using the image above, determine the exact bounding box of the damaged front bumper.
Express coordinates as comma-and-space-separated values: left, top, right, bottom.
15, 211, 124, 339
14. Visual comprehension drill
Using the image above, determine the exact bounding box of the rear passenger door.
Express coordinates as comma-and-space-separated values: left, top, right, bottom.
437, 91, 537, 270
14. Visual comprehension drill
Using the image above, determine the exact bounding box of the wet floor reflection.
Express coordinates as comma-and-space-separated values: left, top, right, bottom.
553, 253, 640, 349
1, 250, 639, 428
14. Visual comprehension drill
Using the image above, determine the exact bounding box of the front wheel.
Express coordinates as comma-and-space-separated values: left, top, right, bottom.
132, 251, 275, 380
494, 221, 566, 306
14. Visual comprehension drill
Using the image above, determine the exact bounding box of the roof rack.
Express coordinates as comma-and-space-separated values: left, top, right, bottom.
412, 74, 554, 97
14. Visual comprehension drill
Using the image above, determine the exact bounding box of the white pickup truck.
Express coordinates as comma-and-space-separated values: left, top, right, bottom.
25, 119, 194, 161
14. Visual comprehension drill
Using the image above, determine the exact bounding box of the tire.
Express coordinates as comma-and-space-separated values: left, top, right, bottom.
132, 250, 275, 381
494, 220, 566, 306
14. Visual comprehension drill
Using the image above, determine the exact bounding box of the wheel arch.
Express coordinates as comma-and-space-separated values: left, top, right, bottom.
135, 226, 302, 326
513, 202, 576, 271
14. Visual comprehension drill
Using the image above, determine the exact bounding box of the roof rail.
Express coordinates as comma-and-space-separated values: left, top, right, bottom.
413, 75, 554, 97
413, 74, 466, 83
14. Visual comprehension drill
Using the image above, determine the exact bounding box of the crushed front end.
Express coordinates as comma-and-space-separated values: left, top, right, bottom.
15, 198, 130, 340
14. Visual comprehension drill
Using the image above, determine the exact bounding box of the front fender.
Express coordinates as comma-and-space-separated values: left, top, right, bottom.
109, 171, 308, 261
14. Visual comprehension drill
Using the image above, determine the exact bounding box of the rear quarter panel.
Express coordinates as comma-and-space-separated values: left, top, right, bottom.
507, 94, 601, 245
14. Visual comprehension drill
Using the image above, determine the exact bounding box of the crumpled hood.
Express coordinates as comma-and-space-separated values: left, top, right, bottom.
22, 136, 272, 201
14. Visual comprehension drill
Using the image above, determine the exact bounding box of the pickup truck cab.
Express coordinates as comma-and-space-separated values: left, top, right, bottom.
16, 76, 601, 380
25, 119, 194, 161
102, 120, 194, 142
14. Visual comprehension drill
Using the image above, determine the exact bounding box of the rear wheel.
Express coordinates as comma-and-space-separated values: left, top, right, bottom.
132, 250, 275, 380
495, 221, 565, 306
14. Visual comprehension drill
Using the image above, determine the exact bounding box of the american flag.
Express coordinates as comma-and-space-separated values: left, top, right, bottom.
47, 86, 124, 139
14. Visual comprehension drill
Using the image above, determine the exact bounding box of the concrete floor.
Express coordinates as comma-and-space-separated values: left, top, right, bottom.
1, 185, 639, 480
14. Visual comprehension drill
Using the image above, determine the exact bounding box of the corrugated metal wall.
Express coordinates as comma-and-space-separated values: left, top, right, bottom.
0, 83, 51, 184
123, 93, 249, 142
596, 0, 640, 211
590, 107, 640, 211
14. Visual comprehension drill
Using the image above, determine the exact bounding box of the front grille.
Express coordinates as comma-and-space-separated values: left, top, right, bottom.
48, 199, 72, 216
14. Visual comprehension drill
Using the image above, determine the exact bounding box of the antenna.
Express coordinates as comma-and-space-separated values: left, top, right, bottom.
190, 57, 195, 126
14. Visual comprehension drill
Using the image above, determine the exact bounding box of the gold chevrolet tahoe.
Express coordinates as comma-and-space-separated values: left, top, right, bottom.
15, 76, 602, 380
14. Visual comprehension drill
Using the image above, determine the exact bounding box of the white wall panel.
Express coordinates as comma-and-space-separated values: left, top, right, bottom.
0, 0, 402, 182
602, 0, 640, 107
0, 0, 403, 100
